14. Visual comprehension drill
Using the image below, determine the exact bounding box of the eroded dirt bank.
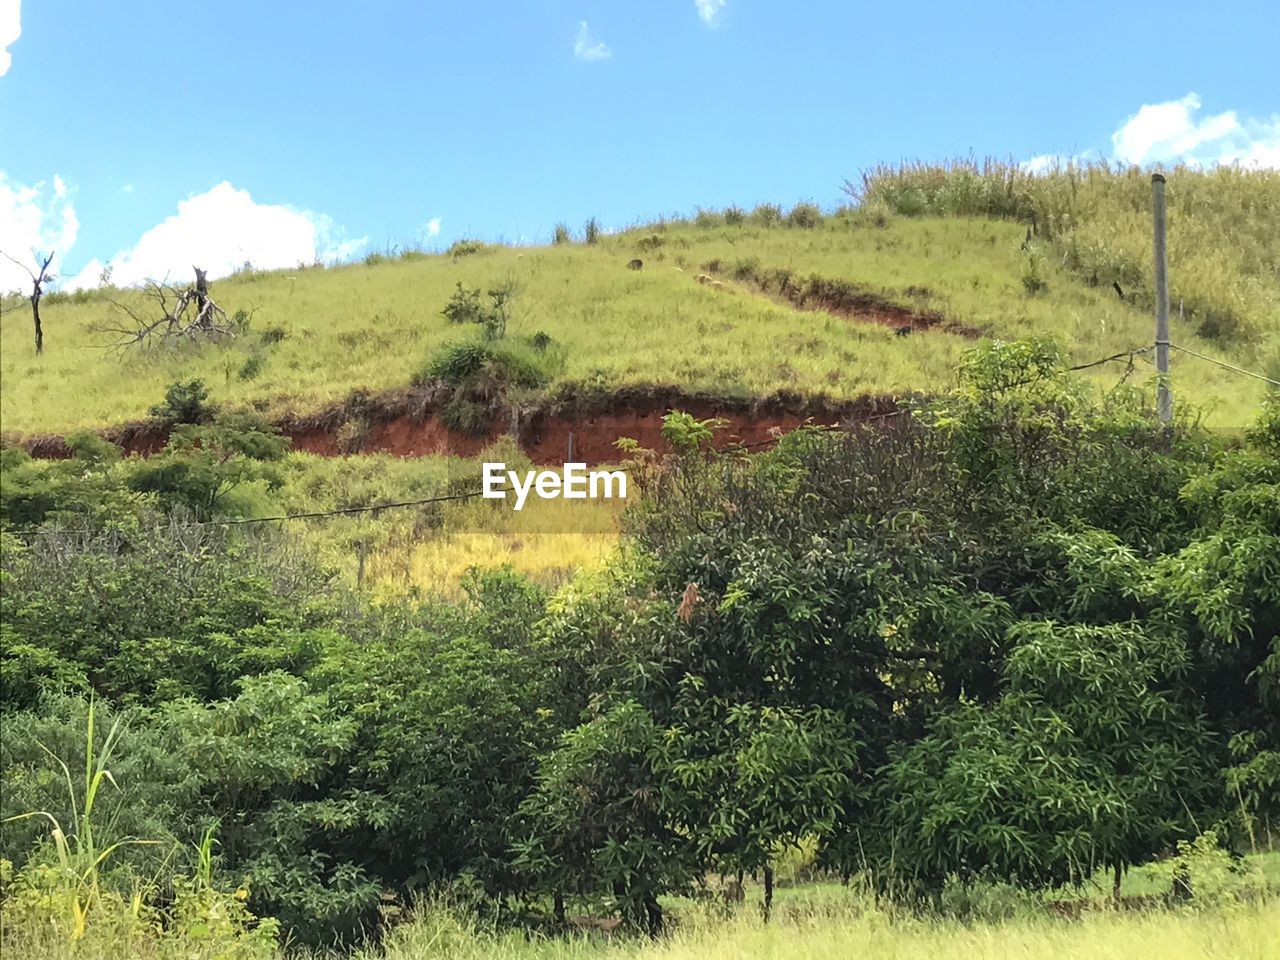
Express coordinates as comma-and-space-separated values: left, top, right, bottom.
16, 386, 901, 466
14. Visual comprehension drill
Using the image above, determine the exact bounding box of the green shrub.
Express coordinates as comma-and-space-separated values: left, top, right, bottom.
149, 380, 215, 425
583, 217, 601, 245
237, 353, 266, 381
415, 339, 551, 390
258, 324, 288, 345
552, 222, 571, 245
751, 202, 782, 225
723, 205, 746, 226
1020, 250, 1048, 295
1156, 831, 1268, 908
786, 201, 823, 228
447, 239, 488, 258
442, 282, 487, 326
440, 280, 517, 340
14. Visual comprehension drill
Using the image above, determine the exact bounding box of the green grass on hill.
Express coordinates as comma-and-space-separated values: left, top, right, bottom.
854, 159, 1280, 345
2, 177, 1273, 436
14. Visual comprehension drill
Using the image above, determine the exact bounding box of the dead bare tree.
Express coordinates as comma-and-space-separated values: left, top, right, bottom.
1, 249, 56, 355
98, 266, 236, 352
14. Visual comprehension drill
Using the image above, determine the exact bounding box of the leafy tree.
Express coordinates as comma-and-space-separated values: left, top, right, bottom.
314, 570, 556, 900
879, 620, 1214, 892
126, 412, 289, 520
1154, 394, 1280, 831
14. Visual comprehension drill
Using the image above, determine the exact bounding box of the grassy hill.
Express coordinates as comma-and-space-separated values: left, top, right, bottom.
2, 163, 1276, 437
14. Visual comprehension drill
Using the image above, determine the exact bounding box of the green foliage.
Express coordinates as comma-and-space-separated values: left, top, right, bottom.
4, 341, 1278, 947
1, 523, 337, 708
1155, 830, 1268, 908
127, 413, 289, 520
237, 353, 267, 381
880, 620, 1214, 889
583, 217, 601, 245
1020, 250, 1048, 295
751, 202, 782, 225
786, 201, 823, 228
417, 339, 552, 390
552, 222, 571, 245
441, 280, 518, 340
149, 380, 216, 425
0, 696, 279, 957
659, 410, 725, 453
448, 239, 489, 258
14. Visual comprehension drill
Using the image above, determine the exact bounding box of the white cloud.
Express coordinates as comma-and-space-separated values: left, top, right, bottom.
121, 183, 135, 194
425, 217, 441, 237
573, 21, 610, 61
64, 181, 366, 290
0, 169, 78, 293
1021, 154, 1064, 174
1019, 149, 1097, 173
1111, 93, 1280, 168
694, 0, 726, 25
0, 0, 19, 77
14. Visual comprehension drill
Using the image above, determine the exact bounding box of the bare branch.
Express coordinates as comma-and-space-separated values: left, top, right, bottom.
94, 266, 237, 353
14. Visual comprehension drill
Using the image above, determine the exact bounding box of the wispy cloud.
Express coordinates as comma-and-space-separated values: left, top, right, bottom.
1111, 93, 1280, 168
1, 0, 20, 76
0, 170, 78, 293
425, 217, 442, 238
64, 181, 366, 290
694, 0, 726, 26
573, 21, 610, 62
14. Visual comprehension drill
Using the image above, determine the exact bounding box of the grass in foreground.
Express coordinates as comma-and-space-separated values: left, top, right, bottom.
358, 899, 1278, 960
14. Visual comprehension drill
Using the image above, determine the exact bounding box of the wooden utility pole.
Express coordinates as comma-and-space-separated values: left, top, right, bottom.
1152, 174, 1172, 425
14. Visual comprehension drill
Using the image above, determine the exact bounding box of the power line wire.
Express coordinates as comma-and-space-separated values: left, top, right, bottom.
1169, 343, 1280, 387
213, 490, 485, 526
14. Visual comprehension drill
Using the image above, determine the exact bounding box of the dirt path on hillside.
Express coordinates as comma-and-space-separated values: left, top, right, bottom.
702, 262, 982, 338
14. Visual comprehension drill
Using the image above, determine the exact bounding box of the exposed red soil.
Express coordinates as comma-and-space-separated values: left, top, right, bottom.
13, 386, 901, 466
705, 262, 982, 338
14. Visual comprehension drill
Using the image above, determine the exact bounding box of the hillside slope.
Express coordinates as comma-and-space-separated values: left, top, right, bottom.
1, 194, 1272, 437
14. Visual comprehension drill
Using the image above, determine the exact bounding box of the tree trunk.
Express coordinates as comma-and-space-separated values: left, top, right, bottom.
643, 892, 663, 938
763, 864, 774, 923
1172, 862, 1193, 902
31, 291, 42, 355
1112, 862, 1123, 901
553, 891, 565, 925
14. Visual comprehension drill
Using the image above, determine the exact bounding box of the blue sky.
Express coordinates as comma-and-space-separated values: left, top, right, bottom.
1, 0, 1276, 290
